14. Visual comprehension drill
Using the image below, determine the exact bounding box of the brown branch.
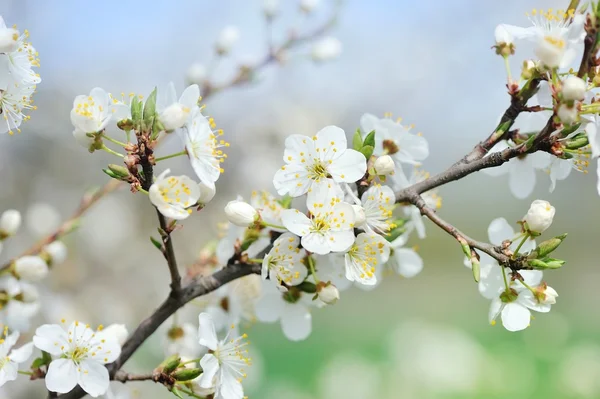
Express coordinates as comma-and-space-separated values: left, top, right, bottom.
113, 371, 154, 383
0, 179, 121, 272
156, 211, 182, 296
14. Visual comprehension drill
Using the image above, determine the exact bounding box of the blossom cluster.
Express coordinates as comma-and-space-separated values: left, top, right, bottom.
0, 15, 40, 135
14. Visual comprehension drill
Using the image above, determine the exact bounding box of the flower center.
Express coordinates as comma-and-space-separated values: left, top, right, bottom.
310, 215, 330, 233
167, 326, 185, 340
220, 297, 230, 312
382, 139, 399, 155
543, 35, 565, 49
69, 345, 89, 362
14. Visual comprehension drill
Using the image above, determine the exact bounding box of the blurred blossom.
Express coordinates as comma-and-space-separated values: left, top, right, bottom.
558, 344, 600, 398
317, 353, 382, 399
25, 202, 61, 238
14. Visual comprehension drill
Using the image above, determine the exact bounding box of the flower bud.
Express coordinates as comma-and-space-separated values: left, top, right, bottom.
44, 241, 68, 266
373, 155, 395, 176
529, 233, 567, 258
494, 25, 513, 46
215, 26, 240, 55
198, 182, 216, 206
521, 60, 537, 80
317, 283, 339, 305
0, 209, 21, 238
300, 0, 319, 13
262, 0, 279, 18
159, 104, 189, 131
158, 354, 181, 374
102, 324, 128, 346
0, 26, 19, 53
172, 367, 203, 382
523, 200, 555, 234
224, 200, 258, 227
186, 63, 207, 86
557, 103, 578, 125
13, 256, 49, 281
311, 37, 342, 62
351, 205, 366, 227
562, 76, 586, 101
537, 284, 558, 305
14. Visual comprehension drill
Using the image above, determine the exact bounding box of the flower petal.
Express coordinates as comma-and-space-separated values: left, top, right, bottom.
281, 303, 311, 341
46, 359, 78, 394
9, 342, 33, 363
281, 209, 311, 237
509, 158, 536, 199
487, 217, 514, 246
33, 324, 68, 355
198, 354, 220, 388
328, 149, 367, 183
501, 303, 531, 332
78, 359, 110, 397
314, 125, 347, 162
393, 248, 423, 278
198, 313, 218, 351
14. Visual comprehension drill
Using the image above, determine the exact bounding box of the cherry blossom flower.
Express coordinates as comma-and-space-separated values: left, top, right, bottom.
262, 233, 307, 288
523, 199, 555, 234
0, 17, 19, 53
358, 184, 395, 234
360, 113, 429, 165
149, 169, 201, 220
250, 190, 285, 232
70, 88, 114, 134
0, 209, 20, 237
215, 26, 240, 55
158, 82, 200, 131
33, 321, 122, 397
164, 323, 203, 358
387, 237, 423, 279
0, 276, 40, 332
344, 232, 390, 286
0, 82, 36, 135
0, 330, 33, 387
273, 125, 366, 197
281, 182, 355, 255
197, 313, 250, 399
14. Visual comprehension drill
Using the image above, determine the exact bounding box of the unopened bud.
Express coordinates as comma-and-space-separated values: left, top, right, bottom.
224, 200, 258, 227
562, 76, 587, 101
373, 155, 395, 176
158, 355, 181, 375
530, 233, 567, 258
316, 282, 339, 305
159, 104, 189, 131
186, 63, 207, 85
311, 37, 342, 62
536, 284, 558, 304
523, 200, 555, 235
215, 26, 240, 55
44, 241, 68, 266
13, 256, 49, 281
557, 103, 579, 125
172, 367, 203, 382
0, 209, 21, 238
300, 0, 319, 13
108, 164, 131, 180
262, 0, 279, 18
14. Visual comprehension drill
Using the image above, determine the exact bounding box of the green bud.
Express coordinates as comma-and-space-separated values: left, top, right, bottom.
529, 234, 567, 258
108, 164, 131, 179
359, 145, 374, 160
297, 281, 317, 294
170, 386, 184, 399
158, 355, 181, 374
541, 257, 566, 269
527, 258, 549, 269
352, 128, 363, 150
172, 367, 203, 382
385, 221, 408, 243
150, 236, 164, 251
471, 258, 480, 283
102, 169, 120, 180
565, 132, 588, 149
363, 130, 376, 148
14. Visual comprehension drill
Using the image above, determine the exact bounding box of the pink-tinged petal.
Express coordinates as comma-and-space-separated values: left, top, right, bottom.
281, 209, 311, 237
281, 303, 311, 341
393, 248, 423, 278
301, 232, 331, 255
78, 360, 109, 397
314, 125, 347, 162
273, 164, 312, 197
487, 217, 514, 246
33, 324, 68, 355
198, 354, 220, 388
488, 297, 503, 324
46, 359, 78, 394
328, 149, 367, 183
501, 303, 531, 332
255, 293, 285, 323
509, 158, 536, 199
9, 342, 33, 363
198, 313, 218, 351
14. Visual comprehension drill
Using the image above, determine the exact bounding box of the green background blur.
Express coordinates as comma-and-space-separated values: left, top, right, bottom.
0, 0, 598, 398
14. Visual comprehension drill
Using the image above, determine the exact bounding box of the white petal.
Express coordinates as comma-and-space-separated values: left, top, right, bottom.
519, 290, 551, 313
9, 342, 33, 363
273, 164, 312, 197
501, 303, 531, 332
519, 270, 543, 287
314, 125, 347, 162
216, 368, 244, 399
509, 158, 536, 199
500, 24, 537, 40
33, 324, 68, 355
198, 313, 218, 351
0, 361, 17, 386
281, 209, 311, 237
328, 149, 367, 183
255, 293, 285, 323
528, 151, 552, 169
198, 354, 220, 388
46, 359, 78, 394
487, 217, 514, 246
78, 359, 110, 397
397, 133, 429, 162
488, 297, 503, 324
359, 113, 379, 135
179, 84, 200, 109
281, 304, 311, 341
301, 232, 331, 255
393, 248, 423, 278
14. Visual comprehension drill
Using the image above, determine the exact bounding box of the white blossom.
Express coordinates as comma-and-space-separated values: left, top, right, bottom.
33, 321, 122, 397
0, 17, 19, 53
262, 0, 279, 18
360, 113, 429, 165
0, 81, 36, 135
0, 25, 40, 86
351, 204, 366, 227
523, 199, 555, 234
186, 63, 207, 85
0, 277, 39, 332
164, 323, 202, 358
158, 82, 200, 131
198, 181, 216, 205
179, 108, 227, 185
13, 255, 48, 281
250, 190, 285, 232
149, 169, 201, 220
101, 324, 128, 347
557, 103, 579, 125
359, 184, 395, 234
311, 37, 342, 62
273, 125, 366, 197
281, 182, 355, 255
0, 209, 20, 237
215, 26, 240, 55
494, 24, 513, 45
70, 88, 114, 134
224, 200, 258, 227
387, 238, 423, 279
197, 313, 250, 399
562, 76, 586, 101
262, 233, 307, 288
344, 232, 390, 286
0, 331, 33, 387
44, 241, 68, 265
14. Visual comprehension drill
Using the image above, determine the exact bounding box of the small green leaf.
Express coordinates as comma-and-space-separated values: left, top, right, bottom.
130, 96, 141, 123
363, 130, 376, 148
31, 357, 45, 369
159, 355, 181, 374
150, 236, 163, 251
359, 145, 374, 160
143, 87, 158, 133
102, 169, 119, 180
352, 128, 363, 150
277, 194, 293, 209
565, 132, 588, 149
171, 386, 184, 399
172, 368, 203, 381
297, 281, 317, 293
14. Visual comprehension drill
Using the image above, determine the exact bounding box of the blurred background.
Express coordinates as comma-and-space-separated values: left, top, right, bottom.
0, 0, 599, 398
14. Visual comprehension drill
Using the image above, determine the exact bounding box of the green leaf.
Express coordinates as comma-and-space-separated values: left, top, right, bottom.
277, 194, 293, 209
359, 145, 374, 160
565, 132, 589, 149
143, 87, 158, 132
171, 387, 184, 399
297, 281, 317, 293
172, 368, 203, 381
150, 236, 163, 251
363, 130, 376, 148
102, 169, 119, 180
31, 357, 45, 369
352, 128, 363, 150
130, 96, 141, 123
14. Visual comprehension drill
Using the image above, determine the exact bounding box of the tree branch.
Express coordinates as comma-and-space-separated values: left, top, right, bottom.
113, 372, 155, 383
156, 211, 182, 296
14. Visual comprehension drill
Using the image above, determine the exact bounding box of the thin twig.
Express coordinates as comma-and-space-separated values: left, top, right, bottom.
156, 211, 182, 296
113, 372, 155, 383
